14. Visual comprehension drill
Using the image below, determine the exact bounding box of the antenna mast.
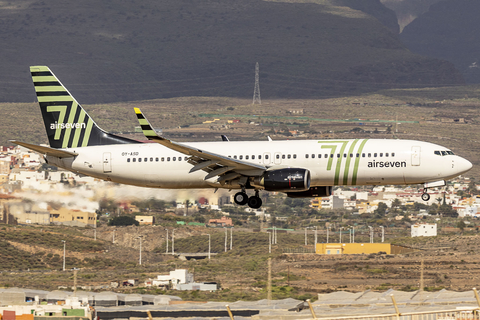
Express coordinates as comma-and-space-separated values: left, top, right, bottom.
253, 62, 261, 104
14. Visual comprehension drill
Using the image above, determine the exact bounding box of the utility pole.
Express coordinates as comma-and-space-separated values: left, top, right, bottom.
380, 226, 385, 243
253, 62, 261, 105
61, 240, 66, 271
230, 228, 233, 250
172, 229, 175, 256
368, 226, 373, 243
224, 228, 227, 252
208, 234, 211, 260
267, 258, 272, 301
327, 226, 330, 243
420, 258, 424, 291
305, 227, 307, 246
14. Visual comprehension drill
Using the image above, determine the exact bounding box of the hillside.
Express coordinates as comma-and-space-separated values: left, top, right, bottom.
400, 0, 480, 84
0, 0, 462, 104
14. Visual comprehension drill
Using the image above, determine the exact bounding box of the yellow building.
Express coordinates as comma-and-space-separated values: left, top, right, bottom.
316, 243, 414, 255
135, 215, 155, 225
50, 208, 96, 227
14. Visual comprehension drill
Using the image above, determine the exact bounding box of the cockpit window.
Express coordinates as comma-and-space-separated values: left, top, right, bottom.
435, 150, 455, 156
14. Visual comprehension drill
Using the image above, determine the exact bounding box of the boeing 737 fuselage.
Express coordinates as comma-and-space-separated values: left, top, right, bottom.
12, 66, 473, 209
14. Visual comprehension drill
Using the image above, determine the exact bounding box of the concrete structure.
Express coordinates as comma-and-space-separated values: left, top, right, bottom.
50, 208, 96, 228
411, 223, 437, 237
316, 243, 415, 255
208, 216, 233, 227
176, 282, 218, 291
146, 269, 194, 289
135, 215, 154, 225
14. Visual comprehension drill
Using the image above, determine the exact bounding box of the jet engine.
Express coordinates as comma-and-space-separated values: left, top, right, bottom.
252, 168, 310, 192
286, 186, 333, 198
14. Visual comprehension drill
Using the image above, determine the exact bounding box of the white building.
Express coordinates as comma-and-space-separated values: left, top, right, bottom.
411, 223, 437, 237
146, 269, 194, 289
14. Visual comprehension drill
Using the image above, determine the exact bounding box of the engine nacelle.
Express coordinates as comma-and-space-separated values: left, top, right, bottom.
286, 186, 333, 198
252, 168, 310, 192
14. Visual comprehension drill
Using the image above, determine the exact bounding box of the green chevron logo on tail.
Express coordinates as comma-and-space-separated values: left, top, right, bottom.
30, 66, 140, 149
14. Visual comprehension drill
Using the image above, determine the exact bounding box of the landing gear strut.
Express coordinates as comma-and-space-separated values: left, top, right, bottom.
234, 189, 263, 209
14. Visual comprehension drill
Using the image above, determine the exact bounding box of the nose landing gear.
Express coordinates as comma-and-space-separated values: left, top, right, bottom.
234, 189, 263, 209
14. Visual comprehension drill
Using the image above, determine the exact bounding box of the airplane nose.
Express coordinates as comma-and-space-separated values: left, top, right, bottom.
456, 157, 473, 175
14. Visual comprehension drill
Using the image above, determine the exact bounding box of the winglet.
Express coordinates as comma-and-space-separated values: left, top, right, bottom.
134, 108, 164, 141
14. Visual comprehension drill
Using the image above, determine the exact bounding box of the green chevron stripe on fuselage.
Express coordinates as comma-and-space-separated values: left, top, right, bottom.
318, 139, 369, 186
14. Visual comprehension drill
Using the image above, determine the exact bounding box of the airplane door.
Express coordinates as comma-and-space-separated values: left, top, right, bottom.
274, 152, 282, 165
263, 152, 271, 165
103, 152, 112, 173
411, 146, 421, 166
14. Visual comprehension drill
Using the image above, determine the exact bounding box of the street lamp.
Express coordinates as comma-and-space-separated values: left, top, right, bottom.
206, 234, 211, 259
165, 229, 169, 254
137, 236, 143, 265
172, 229, 175, 255
61, 240, 66, 271
368, 226, 373, 243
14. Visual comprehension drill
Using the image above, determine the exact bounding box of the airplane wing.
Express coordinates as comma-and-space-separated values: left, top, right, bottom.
10, 140, 78, 158
134, 108, 266, 183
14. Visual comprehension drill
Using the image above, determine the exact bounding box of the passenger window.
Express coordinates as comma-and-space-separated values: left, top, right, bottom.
133, 158, 136, 162
318, 154, 321, 158
252, 155, 255, 160
127, 158, 130, 162
259, 155, 262, 159
287, 154, 291, 159
150, 157, 153, 162
282, 155, 285, 159
239, 155, 243, 160
356, 153, 359, 158
312, 154, 315, 159
337, 154, 340, 158
265, 155, 269, 159
305, 154, 309, 159
156, 157, 159, 162
144, 158, 148, 162
138, 158, 142, 162
379, 153, 383, 157
330, 154, 333, 158
392, 153, 395, 157
385, 153, 389, 157
368, 153, 371, 157
362, 153, 365, 157
234, 155, 237, 159
277, 154, 280, 159
161, 157, 164, 162
350, 154, 353, 158
173, 157, 176, 161
246, 155, 249, 160
293, 154, 297, 159
167, 157, 170, 161
343, 154, 347, 158
374, 153, 377, 157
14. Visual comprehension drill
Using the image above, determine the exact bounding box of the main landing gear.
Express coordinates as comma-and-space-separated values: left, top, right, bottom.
234, 189, 263, 209
421, 188, 430, 201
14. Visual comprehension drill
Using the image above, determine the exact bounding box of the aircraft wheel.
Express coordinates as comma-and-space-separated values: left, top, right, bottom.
247, 196, 263, 209
234, 192, 248, 205
421, 193, 430, 201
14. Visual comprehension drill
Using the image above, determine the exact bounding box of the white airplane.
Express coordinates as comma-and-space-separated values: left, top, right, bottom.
11, 66, 472, 209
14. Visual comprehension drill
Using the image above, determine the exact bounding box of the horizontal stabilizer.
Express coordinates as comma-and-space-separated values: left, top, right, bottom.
10, 140, 78, 158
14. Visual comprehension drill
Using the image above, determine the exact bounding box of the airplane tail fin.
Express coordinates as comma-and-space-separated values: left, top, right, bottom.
30, 66, 139, 149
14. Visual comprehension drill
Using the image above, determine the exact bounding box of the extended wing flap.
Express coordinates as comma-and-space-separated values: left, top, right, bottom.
10, 140, 78, 158
134, 108, 266, 179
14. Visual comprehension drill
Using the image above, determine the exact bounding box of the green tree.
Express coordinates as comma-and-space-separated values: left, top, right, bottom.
108, 215, 139, 226
457, 220, 466, 232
